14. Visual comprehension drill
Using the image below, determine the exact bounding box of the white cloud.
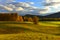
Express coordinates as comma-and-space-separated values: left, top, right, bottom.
43, 0, 60, 13
29, 2, 34, 4
6, 4, 16, 8
16, 7, 24, 11
50, 0, 60, 2
0, 1, 48, 15
18, 2, 30, 7
46, 0, 51, 3
27, 2, 34, 4
0, 0, 15, 3
45, 0, 60, 7
4, 6, 13, 11
44, 2, 60, 6
46, 0, 60, 3
0, 4, 13, 11
40, 7, 51, 14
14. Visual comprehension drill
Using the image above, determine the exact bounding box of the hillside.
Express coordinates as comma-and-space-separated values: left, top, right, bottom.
45, 12, 60, 18
24, 12, 60, 18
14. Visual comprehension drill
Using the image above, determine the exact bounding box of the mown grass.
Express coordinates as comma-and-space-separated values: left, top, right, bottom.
0, 21, 59, 40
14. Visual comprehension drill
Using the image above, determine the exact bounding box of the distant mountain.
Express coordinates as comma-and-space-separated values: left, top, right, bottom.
24, 12, 60, 18
45, 12, 60, 18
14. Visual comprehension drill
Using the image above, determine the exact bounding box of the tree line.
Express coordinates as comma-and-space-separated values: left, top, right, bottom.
0, 13, 39, 24
16, 16, 39, 24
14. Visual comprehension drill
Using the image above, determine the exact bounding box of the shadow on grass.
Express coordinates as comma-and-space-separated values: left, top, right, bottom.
0, 25, 60, 36
0, 22, 37, 34
0, 21, 33, 24
0, 25, 39, 34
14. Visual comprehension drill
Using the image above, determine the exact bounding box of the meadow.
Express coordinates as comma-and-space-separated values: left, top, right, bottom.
0, 21, 60, 40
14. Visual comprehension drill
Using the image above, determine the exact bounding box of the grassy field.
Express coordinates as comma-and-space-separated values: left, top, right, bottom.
0, 21, 60, 40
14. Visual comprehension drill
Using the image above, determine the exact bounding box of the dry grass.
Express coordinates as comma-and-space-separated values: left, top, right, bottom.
0, 21, 59, 40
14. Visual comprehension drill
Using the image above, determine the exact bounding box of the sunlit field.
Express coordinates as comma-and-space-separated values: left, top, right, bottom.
0, 21, 60, 40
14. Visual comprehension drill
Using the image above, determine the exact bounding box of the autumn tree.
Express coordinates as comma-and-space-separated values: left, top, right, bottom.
28, 17, 33, 22
19, 16, 23, 22
33, 16, 39, 24
24, 16, 28, 21
16, 16, 23, 22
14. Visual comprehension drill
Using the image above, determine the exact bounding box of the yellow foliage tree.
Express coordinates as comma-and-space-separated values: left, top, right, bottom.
24, 17, 28, 21
33, 16, 39, 24
16, 16, 23, 22
28, 17, 33, 22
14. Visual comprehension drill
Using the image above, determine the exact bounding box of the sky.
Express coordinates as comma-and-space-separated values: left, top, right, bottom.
0, 0, 60, 16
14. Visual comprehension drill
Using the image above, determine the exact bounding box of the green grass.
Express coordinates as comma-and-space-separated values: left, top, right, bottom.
0, 21, 60, 40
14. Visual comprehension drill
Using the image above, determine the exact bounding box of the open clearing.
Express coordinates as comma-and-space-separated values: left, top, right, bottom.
0, 21, 60, 40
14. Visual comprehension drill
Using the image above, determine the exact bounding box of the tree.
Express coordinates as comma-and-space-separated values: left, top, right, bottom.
33, 16, 39, 24
16, 16, 23, 22
24, 16, 28, 21
28, 17, 33, 22
19, 16, 23, 22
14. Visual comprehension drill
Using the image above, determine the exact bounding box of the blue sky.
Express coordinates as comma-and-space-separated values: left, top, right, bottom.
0, 0, 60, 16
15, 0, 42, 2
15, 0, 45, 8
